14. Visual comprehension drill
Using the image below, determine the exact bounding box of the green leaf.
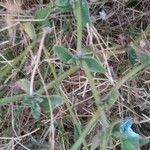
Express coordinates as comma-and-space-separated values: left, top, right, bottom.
121, 137, 140, 150
55, 0, 72, 12
52, 45, 74, 63
74, 124, 80, 142
40, 95, 64, 113
22, 95, 43, 119
80, 0, 91, 27
22, 95, 43, 106
74, 0, 91, 27
34, 6, 50, 26
82, 57, 106, 73
22, 22, 37, 40
127, 47, 138, 65
31, 101, 41, 119
128, 45, 150, 64
73, 124, 82, 150
22, 95, 33, 106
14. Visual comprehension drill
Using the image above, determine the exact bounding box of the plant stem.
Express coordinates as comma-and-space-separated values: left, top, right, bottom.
0, 65, 80, 105
60, 88, 88, 150
71, 108, 101, 150
76, 0, 82, 55
83, 61, 109, 127
114, 62, 150, 91
0, 41, 36, 80
71, 62, 149, 149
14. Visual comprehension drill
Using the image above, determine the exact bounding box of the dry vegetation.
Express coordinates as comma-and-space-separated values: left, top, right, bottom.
0, 0, 150, 149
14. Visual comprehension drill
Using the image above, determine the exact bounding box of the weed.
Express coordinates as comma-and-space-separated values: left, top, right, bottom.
0, 0, 150, 149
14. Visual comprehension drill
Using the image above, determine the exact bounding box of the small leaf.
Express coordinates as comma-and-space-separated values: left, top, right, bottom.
34, 6, 50, 27
22, 22, 37, 40
74, 0, 91, 27
82, 57, 106, 73
55, 0, 72, 12
128, 44, 150, 64
81, 0, 91, 26
31, 101, 41, 119
22, 95, 43, 119
40, 95, 64, 113
22, 95, 43, 106
127, 47, 138, 65
52, 45, 74, 63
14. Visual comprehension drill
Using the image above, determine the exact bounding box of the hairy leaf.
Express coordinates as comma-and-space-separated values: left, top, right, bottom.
52, 45, 74, 63
40, 95, 64, 113
82, 57, 106, 73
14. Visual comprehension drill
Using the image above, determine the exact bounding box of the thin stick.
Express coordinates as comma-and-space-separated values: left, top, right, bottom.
30, 27, 53, 96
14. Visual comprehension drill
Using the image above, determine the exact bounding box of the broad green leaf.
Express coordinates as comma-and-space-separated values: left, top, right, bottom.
22, 95, 33, 106
52, 45, 74, 63
22, 95, 43, 119
22, 95, 43, 106
22, 22, 37, 40
40, 95, 64, 113
34, 6, 50, 26
55, 0, 72, 12
129, 44, 150, 64
127, 47, 138, 65
31, 101, 41, 119
82, 57, 106, 73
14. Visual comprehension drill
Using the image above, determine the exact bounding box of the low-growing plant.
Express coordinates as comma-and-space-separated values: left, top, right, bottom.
0, 0, 149, 149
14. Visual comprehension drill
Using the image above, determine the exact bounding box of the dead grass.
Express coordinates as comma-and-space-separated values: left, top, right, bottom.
0, 0, 150, 149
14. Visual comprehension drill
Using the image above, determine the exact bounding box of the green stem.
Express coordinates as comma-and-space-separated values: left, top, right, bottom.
0, 65, 79, 105
114, 62, 149, 91
71, 108, 101, 150
76, 0, 83, 55
0, 41, 36, 80
83, 61, 108, 127
60, 88, 88, 149
71, 62, 149, 149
